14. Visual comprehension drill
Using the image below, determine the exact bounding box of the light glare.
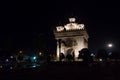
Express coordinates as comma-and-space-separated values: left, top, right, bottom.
108, 44, 113, 48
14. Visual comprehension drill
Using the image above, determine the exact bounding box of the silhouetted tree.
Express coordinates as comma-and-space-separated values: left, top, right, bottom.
72, 51, 75, 61
96, 49, 108, 61
109, 51, 120, 61
66, 48, 75, 61
17, 54, 24, 62
59, 53, 65, 61
79, 48, 92, 63
46, 55, 51, 63
66, 54, 73, 61
26, 57, 31, 63
78, 50, 83, 59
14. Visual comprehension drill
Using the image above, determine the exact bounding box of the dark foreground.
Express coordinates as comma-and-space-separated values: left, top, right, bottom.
0, 61, 120, 80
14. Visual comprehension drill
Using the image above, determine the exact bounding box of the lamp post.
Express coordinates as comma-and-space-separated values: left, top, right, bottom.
107, 43, 113, 55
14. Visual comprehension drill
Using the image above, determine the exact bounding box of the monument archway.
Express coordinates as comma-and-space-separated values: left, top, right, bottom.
54, 18, 89, 61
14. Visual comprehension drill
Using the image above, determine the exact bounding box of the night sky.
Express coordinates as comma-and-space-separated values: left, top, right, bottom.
1, 1, 120, 55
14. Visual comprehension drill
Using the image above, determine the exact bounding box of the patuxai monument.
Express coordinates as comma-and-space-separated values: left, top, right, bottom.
54, 18, 89, 61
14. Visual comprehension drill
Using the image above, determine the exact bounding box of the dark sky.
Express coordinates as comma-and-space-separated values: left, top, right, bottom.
1, 1, 120, 54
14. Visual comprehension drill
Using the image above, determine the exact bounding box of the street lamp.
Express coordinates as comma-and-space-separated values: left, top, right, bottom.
107, 43, 113, 55
108, 43, 113, 48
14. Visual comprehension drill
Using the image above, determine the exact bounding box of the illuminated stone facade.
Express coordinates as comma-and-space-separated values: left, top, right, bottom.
54, 18, 89, 60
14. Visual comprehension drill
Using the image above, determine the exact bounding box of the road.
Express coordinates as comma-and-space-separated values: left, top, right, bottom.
0, 61, 120, 80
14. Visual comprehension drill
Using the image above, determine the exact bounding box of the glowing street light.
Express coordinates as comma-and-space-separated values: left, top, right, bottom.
108, 43, 113, 48
19, 50, 23, 53
39, 52, 42, 56
33, 56, 37, 60
107, 43, 113, 56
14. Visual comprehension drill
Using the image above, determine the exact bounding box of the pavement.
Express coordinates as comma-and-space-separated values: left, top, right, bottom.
0, 61, 120, 80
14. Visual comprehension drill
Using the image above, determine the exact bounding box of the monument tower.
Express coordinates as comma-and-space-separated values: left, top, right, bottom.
54, 18, 89, 61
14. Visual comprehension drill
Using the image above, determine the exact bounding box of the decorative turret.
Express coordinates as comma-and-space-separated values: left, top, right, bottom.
56, 18, 84, 32
69, 18, 76, 22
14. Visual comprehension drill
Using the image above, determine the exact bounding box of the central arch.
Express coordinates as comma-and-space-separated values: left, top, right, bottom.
66, 48, 75, 61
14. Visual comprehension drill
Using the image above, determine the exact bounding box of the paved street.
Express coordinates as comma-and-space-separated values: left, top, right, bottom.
0, 62, 120, 80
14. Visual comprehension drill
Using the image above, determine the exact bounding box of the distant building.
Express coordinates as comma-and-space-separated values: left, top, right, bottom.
54, 18, 89, 61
